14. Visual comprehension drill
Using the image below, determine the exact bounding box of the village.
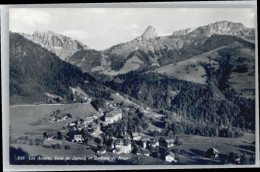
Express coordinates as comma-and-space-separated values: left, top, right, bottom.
40, 97, 229, 165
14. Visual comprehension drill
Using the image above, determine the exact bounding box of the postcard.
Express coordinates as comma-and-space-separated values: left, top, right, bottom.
1, 1, 259, 170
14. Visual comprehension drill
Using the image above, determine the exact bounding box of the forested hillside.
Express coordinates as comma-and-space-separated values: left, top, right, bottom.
105, 64, 255, 133
10, 32, 111, 105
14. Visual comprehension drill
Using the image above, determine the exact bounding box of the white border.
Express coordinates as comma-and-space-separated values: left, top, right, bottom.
1, 1, 259, 171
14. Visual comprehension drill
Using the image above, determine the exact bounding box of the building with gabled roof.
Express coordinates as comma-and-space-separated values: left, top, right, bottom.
136, 148, 150, 156
165, 152, 177, 162
113, 138, 132, 154
206, 147, 219, 158
161, 138, 175, 148
149, 138, 159, 148
73, 134, 84, 143
132, 132, 141, 141
104, 108, 122, 125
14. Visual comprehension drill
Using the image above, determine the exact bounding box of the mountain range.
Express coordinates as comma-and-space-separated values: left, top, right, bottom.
19, 20, 255, 75
11, 20, 255, 104
10, 20, 256, 134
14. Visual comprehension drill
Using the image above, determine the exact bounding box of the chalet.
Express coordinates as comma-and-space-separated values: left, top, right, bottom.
136, 148, 150, 156
112, 148, 122, 154
113, 139, 132, 154
109, 139, 115, 149
98, 108, 104, 116
79, 119, 85, 124
122, 139, 132, 154
233, 154, 241, 164
149, 139, 159, 148
43, 138, 63, 148
165, 152, 177, 162
97, 147, 107, 155
124, 133, 131, 140
84, 116, 94, 124
73, 134, 84, 143
105, 109, 123, 124
206, 148, 219, 158
114, 139, 124, 149
161, 138, 175, 148
140, 138, 150, 149
132, 132, 141, 141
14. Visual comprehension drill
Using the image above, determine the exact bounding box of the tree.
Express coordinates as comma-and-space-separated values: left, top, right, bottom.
167, 130, 174, 138
57, 131, 62, 140
175, 135, 182, 145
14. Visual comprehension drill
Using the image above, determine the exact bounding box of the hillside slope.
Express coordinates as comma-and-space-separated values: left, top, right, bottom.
10, 32, 110, 105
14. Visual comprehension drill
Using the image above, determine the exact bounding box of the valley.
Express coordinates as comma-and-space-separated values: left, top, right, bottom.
9, 20, 256, 165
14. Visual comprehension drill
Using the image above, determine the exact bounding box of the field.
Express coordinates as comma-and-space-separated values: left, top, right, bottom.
175, 134, 255, 164
10, 103, 100, 140
155, 47, 223, 85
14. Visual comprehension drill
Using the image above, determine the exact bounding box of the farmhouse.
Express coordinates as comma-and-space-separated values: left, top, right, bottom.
84, 116, 95, 124
124, 133, 131, 140
113, 139, 132, 154
149, 139, 159, 148
165, 152, 177, 162
112, 148, 122, 154
132, 132, 141, 141
73, 134, 84, 143
161, 138, 175, 148
105, 109, 123, 124
206, 148, 219, 158
43, 138, 63, 148
109, 139, 116, 149
140, 138, 150, 149
136, 148, 150, 156
97, 147, 107, 155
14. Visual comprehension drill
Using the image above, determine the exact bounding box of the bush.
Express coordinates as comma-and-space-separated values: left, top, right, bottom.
52, 144, 61, 149
64, 145, 70, 150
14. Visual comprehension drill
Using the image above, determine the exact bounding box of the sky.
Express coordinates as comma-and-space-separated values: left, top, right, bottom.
9, 8, 256, 50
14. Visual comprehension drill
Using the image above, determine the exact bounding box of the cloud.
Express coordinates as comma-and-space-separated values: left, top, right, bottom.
129, 24, 139, 29
10, 9, 50, 28
61, 30, 91, 43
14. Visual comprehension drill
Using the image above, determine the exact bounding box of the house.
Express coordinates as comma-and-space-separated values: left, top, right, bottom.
112, 148, 123, 154
98, 108, 104, 116
97, 147, 107, 155
113, 139, 132, 154
84, 116, 94, 125
43, 138, 63, 148
109, 139, 115, 149
140, 138, 150, 149
206, 148, 219, 158
161, 138, 175, 148
124, 133, 131, 140
149, 139, 159, 148
73, 134, 84, 143
122, 139, 132, 154
105, 109, 123, 124
114, 139, 124, 149
132, 132, 141, 141
165, 152, 177, 162
233, 154, 241, 164
136, 148, 150, 156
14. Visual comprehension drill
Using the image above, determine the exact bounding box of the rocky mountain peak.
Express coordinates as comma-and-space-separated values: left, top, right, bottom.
20, 31, 89, 61
141, 26, 157, 39
171, 20, 255, 41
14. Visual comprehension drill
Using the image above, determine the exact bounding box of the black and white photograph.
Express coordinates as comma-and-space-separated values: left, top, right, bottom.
2, 1, 258, 169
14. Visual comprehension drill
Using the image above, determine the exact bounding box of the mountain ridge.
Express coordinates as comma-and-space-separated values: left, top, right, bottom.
20, 30, 89, 61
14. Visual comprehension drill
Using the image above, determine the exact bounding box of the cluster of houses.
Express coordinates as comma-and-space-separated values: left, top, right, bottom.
43, 101, 179, 163
48, 111, 72, 123
93, 130, 177, 162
